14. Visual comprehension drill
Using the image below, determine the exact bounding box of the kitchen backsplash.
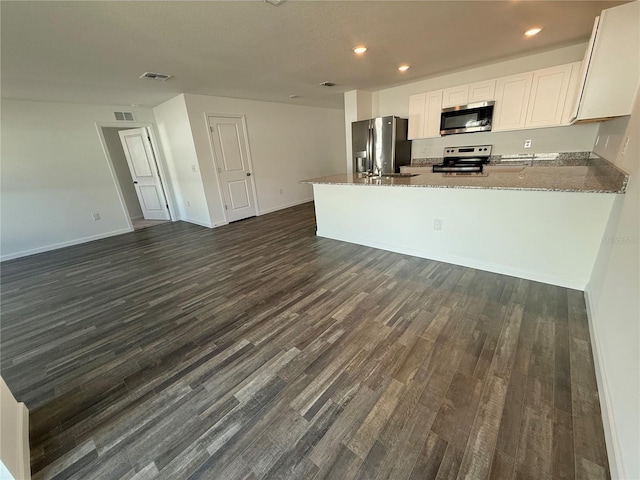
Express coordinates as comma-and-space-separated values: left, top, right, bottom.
411, 151, 592, 167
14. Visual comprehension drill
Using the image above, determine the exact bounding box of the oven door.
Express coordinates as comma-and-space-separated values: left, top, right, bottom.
440, 101, 494, 135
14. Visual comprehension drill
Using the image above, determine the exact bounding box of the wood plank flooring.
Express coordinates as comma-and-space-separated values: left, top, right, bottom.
0, 202, 610, 480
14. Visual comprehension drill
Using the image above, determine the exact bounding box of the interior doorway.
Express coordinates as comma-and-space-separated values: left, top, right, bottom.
207, 115, 258, 222
99, 125, 172, 230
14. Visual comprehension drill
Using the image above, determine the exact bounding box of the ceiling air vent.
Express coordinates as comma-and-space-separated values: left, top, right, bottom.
139, 72, 172, 81
114, 111, 135, 121
320, 81, 336, 87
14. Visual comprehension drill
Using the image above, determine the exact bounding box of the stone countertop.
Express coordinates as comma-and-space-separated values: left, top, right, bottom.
303, 158, 628, 194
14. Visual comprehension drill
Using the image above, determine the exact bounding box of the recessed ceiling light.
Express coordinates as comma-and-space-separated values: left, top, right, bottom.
398, 65, 410, 72
525, 27, 543, 37
353, 46, 367, 55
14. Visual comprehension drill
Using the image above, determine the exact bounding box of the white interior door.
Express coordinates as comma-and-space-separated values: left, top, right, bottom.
208, 116, 257, 222
118, 128, 170, 221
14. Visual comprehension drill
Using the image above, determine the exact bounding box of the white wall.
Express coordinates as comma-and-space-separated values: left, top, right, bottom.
0, 99, 156, 260
153, 94, 212, 227
101, 127, 143, 220
586, 88, 639, 480
0, 377, 29, 480
344, 90, 373, 172
370, 43, 600, 157
313, 183, 615, 290
182, 93, 345, 226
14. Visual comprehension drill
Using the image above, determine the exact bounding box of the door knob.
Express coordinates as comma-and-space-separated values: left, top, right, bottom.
133, 181, 138, 184
246, 172, 252, 176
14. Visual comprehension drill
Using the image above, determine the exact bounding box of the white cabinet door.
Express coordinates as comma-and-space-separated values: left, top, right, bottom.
493, 72, 533, 131
562, 62, 582, 125
408, 93, 426, 140
574, 1, 639, 121
424, 90, 444, 138
468, 80, 496, 103
408, 90, 442, 139
442, 86, 469, 108
525, 64, 573, 128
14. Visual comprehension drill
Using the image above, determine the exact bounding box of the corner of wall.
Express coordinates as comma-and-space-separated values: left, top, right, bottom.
0, 378, 31, 480
583, 285, 623, 480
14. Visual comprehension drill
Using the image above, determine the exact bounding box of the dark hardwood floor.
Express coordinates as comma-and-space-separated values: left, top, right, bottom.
0, 202, 610, 480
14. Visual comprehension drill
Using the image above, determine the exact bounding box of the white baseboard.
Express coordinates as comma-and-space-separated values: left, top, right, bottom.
0, 228, 132, 262
179, 217, 216, 228
316, 230, 587, 290
258, 198, 313, 216
584, 286, 623, 480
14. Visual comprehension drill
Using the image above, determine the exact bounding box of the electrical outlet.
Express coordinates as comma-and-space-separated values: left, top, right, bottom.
191, 164, 197, 173
187, 201, 191, 207
279, 188, 284, 195
433, 219, 443, 231
595, 135, 600, 146
524, 139, 532, 149
92, 213, 101, 221
604, 136, 610, 149
621, 136, 630, 155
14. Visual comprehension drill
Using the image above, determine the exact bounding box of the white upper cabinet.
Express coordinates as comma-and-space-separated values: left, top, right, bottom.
468, 80, 496, 104
493, 72, 533, 131
525, 64, 574, 128
442, 86, 469, 108
441, 80, 496, 108
408, 93, 426, 140
572, 1, 639, 121
561, 62, 582, 125
408, 90, 443, 139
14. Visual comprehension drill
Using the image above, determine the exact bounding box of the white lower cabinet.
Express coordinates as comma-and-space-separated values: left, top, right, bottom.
493, 72, 533, 131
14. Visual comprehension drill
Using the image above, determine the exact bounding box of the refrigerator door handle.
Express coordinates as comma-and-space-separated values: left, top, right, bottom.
368, 125, 374, 173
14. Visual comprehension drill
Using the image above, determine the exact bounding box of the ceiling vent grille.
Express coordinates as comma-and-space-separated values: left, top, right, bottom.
114, 111, 135, 121
320, 81, 336, 87
139, 72, 172, 81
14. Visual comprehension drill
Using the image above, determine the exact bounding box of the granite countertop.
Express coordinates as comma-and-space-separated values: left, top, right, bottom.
303, 154, 628, 194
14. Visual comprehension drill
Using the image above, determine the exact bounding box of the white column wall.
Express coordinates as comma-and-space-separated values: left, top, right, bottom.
153, 94, 213, 227
586, 88, 640, 480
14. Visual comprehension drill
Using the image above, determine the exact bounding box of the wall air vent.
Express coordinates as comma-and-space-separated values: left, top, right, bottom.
114, 111, 135, 121
139, 72, 172, 81
320, 81, 336, 87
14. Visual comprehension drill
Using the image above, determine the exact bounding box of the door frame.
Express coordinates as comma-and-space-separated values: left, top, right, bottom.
96, 122, 177, 230
204, 113, 260, 222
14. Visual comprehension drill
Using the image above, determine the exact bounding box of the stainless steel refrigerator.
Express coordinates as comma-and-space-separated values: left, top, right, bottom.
352, 116, 411, 174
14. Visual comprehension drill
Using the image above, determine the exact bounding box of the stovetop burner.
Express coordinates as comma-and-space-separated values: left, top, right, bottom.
433, 145, 492, 173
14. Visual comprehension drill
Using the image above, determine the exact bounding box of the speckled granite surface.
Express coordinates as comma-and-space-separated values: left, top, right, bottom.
303, 153, 628, 193
411, 151, 592, 167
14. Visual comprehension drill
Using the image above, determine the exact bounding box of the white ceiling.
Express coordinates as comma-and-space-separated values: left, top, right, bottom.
0, 0, 628, 109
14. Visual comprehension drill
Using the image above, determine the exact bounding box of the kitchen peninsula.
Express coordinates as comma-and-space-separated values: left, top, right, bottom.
304, 154, 627, 290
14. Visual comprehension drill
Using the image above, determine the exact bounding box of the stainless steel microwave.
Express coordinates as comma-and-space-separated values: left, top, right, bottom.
440, 101, 495, 135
